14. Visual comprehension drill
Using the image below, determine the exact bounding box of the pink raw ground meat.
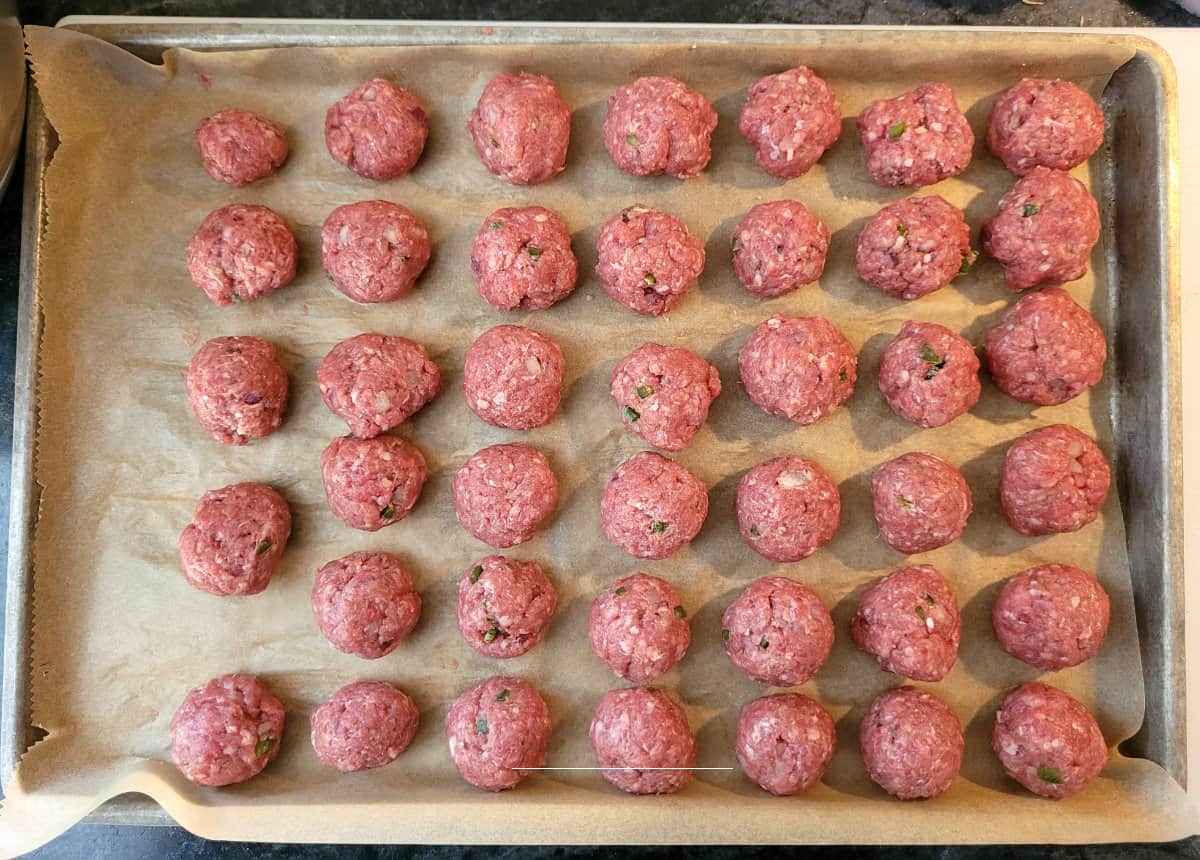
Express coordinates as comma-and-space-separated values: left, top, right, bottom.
851, 564, 962, 682
171, 674, 285, 786
471, 206, 579, 311
857, 83, 974, 187
446, 676, 551, 791
468, 72, 571, 185
739, 315, 857, 426
320, 435, 428, 532
855, 196, 973, 301
599, 451, 707, 560
871, 452, 972, 554
992, 564, 1110, 671
318, 334, 440, 438
589, 573, 691, 683
456, 555, 558, 658
595, 205, 705, 316
738, 66, 841, 180
311, 551, 421, 659
452, 444, 558, 548
610, 343, 720, 451
185, 336, 289, 446
1000, 424, 1110, 536
602, 76, 717, 179
178, 482, 291, 597
736, 693, 836, 796
186, 204, 297, 306
987, 78, 1105, 176
732, 200, 830, 298
321, 200, 431, 304
325, 78, 428, 180
195, 109, 287, 186
722, 576, 834, 686
736, 455, 840, 563
463, 325, 564, 430
310, 681, 419, 772
878, 320, 980, 428
590, 687, 696, 795
859, 686, 963, 799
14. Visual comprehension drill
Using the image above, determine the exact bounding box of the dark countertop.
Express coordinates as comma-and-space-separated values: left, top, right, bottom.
4, 2, 1199, 857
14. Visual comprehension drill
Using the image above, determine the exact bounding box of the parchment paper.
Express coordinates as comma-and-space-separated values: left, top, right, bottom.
3, 24, 1194, 853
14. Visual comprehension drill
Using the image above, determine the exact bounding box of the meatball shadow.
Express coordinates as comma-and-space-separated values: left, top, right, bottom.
821, 705, 880, 800
956, 578, 1042, 690
957, 439, 1046, 556
696, 213, 763, 312
676, 583, 762, 710
705, 91, 779, 192
689, 471, 773, 582
701, 329, 795, 448
953, 189, 1014, 308
813, 583, 897, 708
822, 116, 907, 205
692, 706, 744, 792
845, 332, 922, 452
961, 690, 1020, 794
826, 466, 901, 573
821, 215, 891, 313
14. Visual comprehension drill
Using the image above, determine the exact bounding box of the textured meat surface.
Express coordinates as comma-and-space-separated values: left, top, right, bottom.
602, 76, 717, 179
589, 687, 696, 795
987, 78, 1105, 176
599, 451, 708, 560
170, 674, 285, 786
993, 564, 1110, 671
736, 455, 840, 562
195, 109, 288, 186
456, 555, 558, 658
321, 200, 431, 304
452, 443, 558, 548
871, 452, 973, 554
857, 83, 974, 187
178, 482, 291, 597
463, 325, 564, 430
318, 334, 440, 438
186, 336, 289, 446
1000, 424, 1110, 536
589, 573, 691, 683
320, 435, 428, 532
855, 196, 972, 300
446, 676, 551, 791
739, 315, 857, 426
471, 206, 578, 311
310, 681, 419, 772
311, 551, 421, 659
467, 72, 571, 185
859, 686, 963, 799
610, 343, 720, 451
595, 205, 705, 316
851, 564, 962, 682
736, 693, 836, 796
732, 200, 830, 298
738, 67, 841, 180
722, 576, 834, 686
325, 78, 428, 180
186, 204, 297, 306
992, 682, 1107, 799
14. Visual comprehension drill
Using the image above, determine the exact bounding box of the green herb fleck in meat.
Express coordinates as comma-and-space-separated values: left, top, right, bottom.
527, 245, 542, 260
924, 593, 936, 605
722, 628, 730, 642
255, 737, 276, 757
839, 369, 848, 382
644, 273, 657, 286
887, 120, 906, 140
673, 605, 686, 619
636, 384, 653, 399
621, 211, 631, 223
496, 688, 510, 702
470, 565, 484, 584
749, 525, 761, 538
897, 223, 909, 237
915, 605, 927, 621
626, 134, 640, 147
380, 504, 395, 520
650, 520, 669, 534
919, 343, 946, 380
1037, 766, 1064, 784
476, 716, 489, 734
759, 637, 770, 649
615, 586, 627, 596
623, 405, 640, 422
490, 137, 501, 149
1023, 203, 1040, 217
255, 540, 272, 555
958, 250, 977, 275
897, 495, 912, 508
484, 627, 499, 643
488, 221, 503, 231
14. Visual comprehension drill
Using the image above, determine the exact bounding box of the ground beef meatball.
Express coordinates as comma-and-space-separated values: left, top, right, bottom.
590, 687, 696, 795
732, 201, 830, 298
457, 555, 558, 659
982, 167, 1101, 291
185, 336, 288, 446
325, 78, 428, 180
311, 551, 421, 659
871, 452, 973, 554
993, 564, 1110, 671
878, 320, 981, 428
610, 343, 720, 451
859, 686, 963, 800
739, 315, 857, 426
171, 674, 285, 787
852, 565, 962, 682
310, 681, 419, 772
599, 452, 708, 560
736, 456, 840, 563
589, 573, 691, 683
722, 576, 834, 686
186, 204, 297, 306
468, 72, 571, 185
992, 682, 1107, 799
463, 325, 564, 430
321, 435, 428, 532
446, 676, 551, 791
738, 67, 842, 180
602, 76, 717, 180
984, 287, 1106, 406
452, 444, 558, 548
857, 83, 974, 187
195, 109, 288, 186
321, 200, 431, 304
318, 334, 440, 438
736, 693, 837, 796
471, 206, 579, 311
178, 482, 291, 597
987, 78, 1105, 176
595, 206, 705, 316
856, 196, 973, 300
1000, 424, 1110, 536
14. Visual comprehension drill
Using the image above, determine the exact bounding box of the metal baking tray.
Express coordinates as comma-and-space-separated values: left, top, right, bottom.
3, 18, 1183, 830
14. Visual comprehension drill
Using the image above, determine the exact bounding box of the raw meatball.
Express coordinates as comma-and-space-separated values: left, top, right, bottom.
321, 435, 428, 532
471, 206, 579, 311
732, 201, 831, 298
984, 287, 1106, 406
457, 555, 558, 659
992, 682, 1107, 799
871, 452, 973, 554
321, 200, 431, 304
982, 166, 1100, 291
453, 444, 558, 548
311, 551, 421, 659
446, 676, 551, 791
878, 320, 981, 428
736, 455, 840, 563
595, 206, 705, 316
736, 693, 837, 796
602, 76, 717, 179
195, 109, 288, 186
739, 315, 857, 426
599, 452, 708, 560
310, 681, 419, 772
589, 573, 691, 683
171, 674, 285, 787
463, 325, 564, 430
857, 83, 974, 187
851, 564, 962, 682
722, 576, 834, 687
589, 687, 696, 795
738, 67, 842, 180
859, 686, 963, 799
468, 72, 571, 185
325, 78, 428, 180
993, 564, 1110, 671
186, 204, 297, 306
185, 336, 289, 446
318, 334, 440, 438
178, 482, 291, 597
610, 343, 721, 451
1000, 424, 1110, 536
855, 196, 973, 300
987, 78, 1105, 176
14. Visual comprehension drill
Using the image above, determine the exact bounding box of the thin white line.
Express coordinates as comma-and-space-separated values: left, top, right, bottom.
513, 767, 733, 771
